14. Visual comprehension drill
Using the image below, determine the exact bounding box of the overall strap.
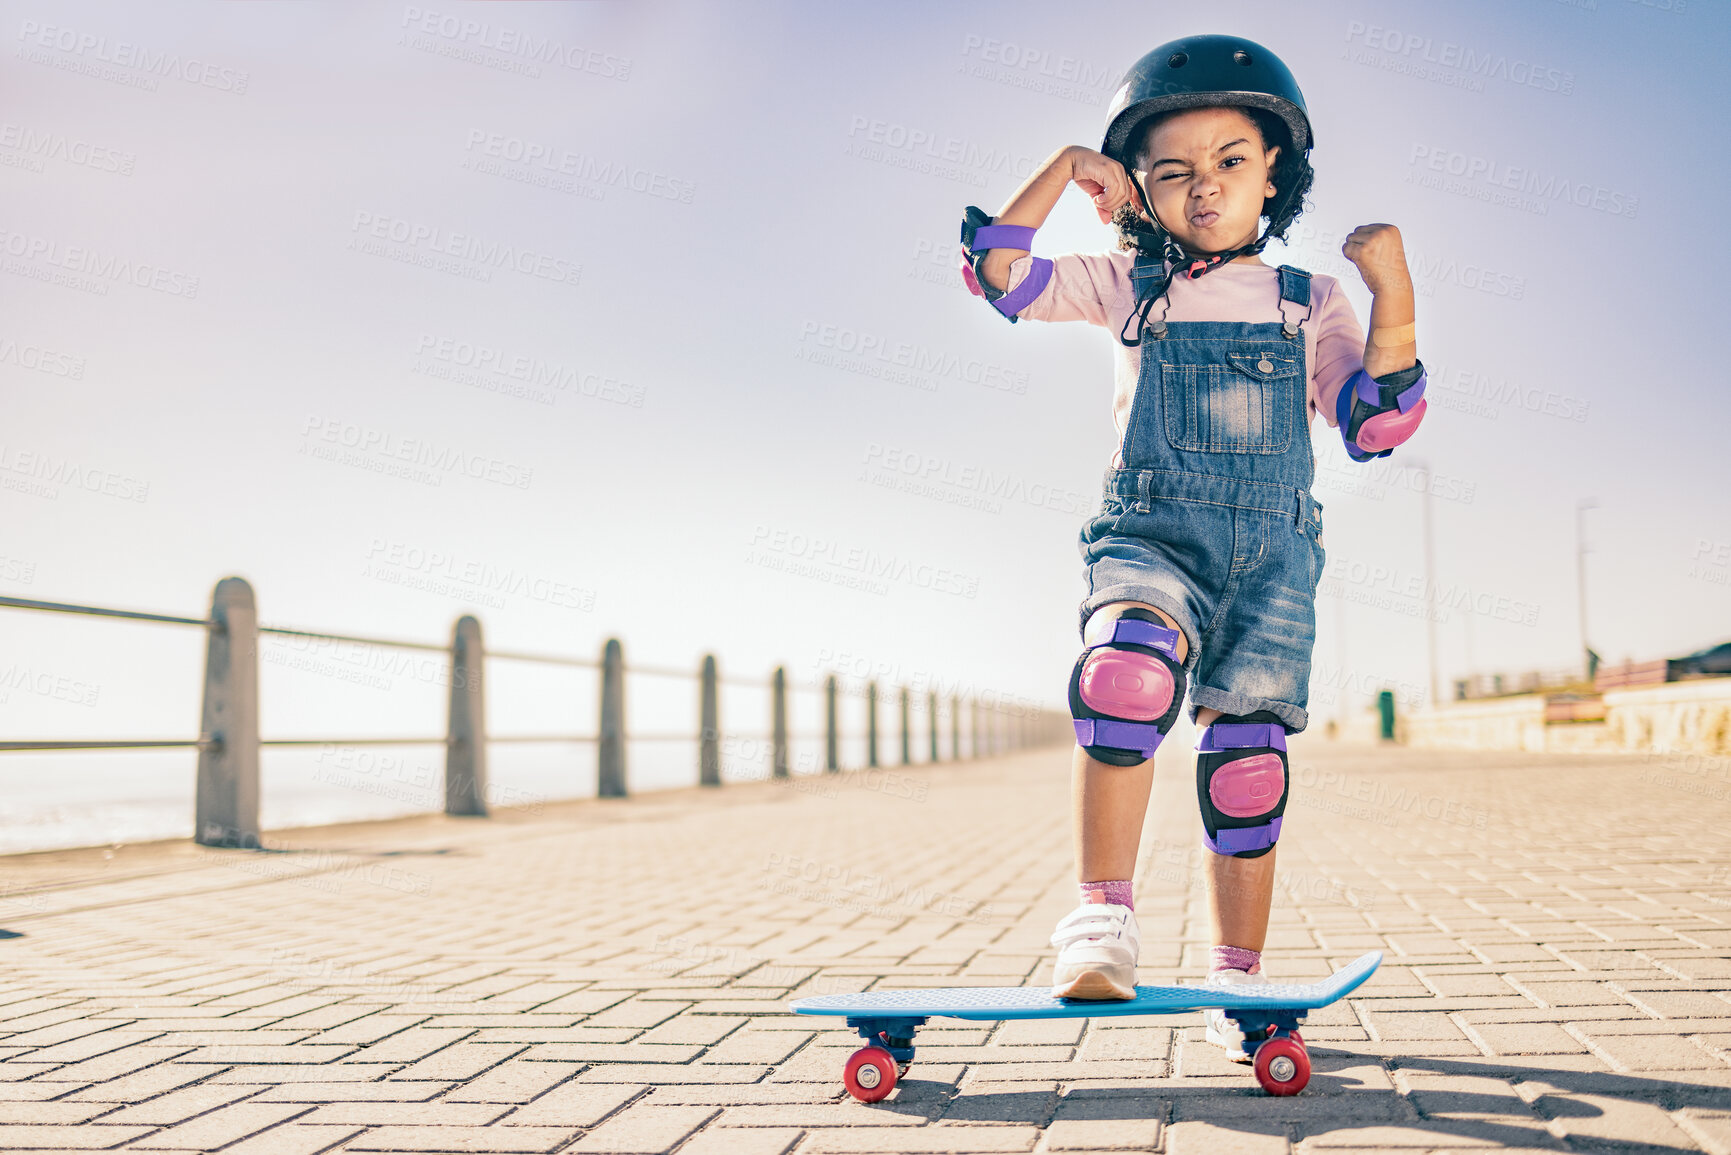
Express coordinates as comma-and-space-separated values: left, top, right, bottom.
1275, 264, 1313, 337
1130, 247, 1170, 305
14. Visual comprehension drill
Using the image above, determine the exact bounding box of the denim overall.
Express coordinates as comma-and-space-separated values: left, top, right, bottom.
1078, 253, 1326, 732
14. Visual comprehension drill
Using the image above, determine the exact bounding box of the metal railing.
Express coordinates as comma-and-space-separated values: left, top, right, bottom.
1, 577, 1068, 849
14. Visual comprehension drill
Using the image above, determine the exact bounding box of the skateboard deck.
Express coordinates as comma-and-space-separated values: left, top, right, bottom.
789, 951, 1380, 1100
791, 949, 1380, 1021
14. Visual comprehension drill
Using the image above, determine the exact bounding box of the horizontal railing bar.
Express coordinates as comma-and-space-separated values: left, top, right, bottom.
259, 625, 447, 654
0, 739, 212, 751
488, 649, 600, 668
488, 735, 598, 744
260, 737, 448, 747
631, 663, 698, 680
0, 596, 210, 628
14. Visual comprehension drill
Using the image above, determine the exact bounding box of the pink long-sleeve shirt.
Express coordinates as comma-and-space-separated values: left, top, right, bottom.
1002, 252, 1366, 468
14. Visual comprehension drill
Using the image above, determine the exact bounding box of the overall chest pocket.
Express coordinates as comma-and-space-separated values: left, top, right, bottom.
1161, 349, 1301, 454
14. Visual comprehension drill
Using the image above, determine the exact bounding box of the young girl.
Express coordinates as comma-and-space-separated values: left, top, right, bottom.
958, 35, 1427, 1055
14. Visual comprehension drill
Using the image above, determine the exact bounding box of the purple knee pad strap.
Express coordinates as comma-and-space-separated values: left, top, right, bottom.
1205, 818, 1282, 856
1196, 723, 1287, 753
1073, 717, 1164, 754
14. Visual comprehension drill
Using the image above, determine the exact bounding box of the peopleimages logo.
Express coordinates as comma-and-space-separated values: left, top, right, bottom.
0, 123, 134, 174
349, 211, 582, 286
1408, 145, 1638, 219
16, 19, 250, 93
1344, 21, 1575, 94
399, 7, 631, 79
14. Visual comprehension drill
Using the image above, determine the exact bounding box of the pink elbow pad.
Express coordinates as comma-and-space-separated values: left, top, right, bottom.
1336, 364, 1427, 462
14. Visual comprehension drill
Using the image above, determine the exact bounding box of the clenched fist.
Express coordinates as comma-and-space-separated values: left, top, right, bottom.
1341, 223, 1412, 296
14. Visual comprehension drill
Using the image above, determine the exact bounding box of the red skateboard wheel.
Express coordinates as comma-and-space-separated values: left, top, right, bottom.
843, 1045, 898, 1103
1253, 1035, 1310, 1096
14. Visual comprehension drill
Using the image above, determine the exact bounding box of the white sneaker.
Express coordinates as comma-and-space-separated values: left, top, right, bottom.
1203, 967, 1270, 1061
1049, 893, 1139, 1000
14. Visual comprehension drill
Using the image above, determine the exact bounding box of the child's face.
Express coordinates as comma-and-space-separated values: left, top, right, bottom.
1135, 107, 1279, 256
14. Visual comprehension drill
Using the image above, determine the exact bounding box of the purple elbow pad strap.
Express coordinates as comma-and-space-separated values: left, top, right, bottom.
1073, 718, 1164, 757
1205, 818, 1282, 856
991, 256, 1052, 317
969, 223, 1037, 252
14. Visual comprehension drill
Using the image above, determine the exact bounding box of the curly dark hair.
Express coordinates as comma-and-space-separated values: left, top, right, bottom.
1110, 105, 1312, 254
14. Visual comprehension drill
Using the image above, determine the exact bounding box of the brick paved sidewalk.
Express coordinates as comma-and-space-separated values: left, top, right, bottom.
2, 739, 1729, 1154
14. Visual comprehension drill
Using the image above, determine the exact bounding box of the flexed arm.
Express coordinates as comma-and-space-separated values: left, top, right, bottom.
1336, 223, 1427, 462
973, 146, 1140, 293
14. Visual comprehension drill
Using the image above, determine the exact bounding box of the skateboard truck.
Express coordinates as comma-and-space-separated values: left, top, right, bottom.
1223, 1008, 1311, 1096
841, 1016, 925, 1103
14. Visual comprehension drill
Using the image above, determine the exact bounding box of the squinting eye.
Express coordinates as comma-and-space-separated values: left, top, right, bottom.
1221, 156, 1244, 168
1159, 173, 1187, 181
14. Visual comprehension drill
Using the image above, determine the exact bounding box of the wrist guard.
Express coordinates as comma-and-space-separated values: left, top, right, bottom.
959, 205, 1052, 323
1336, 360, 1427, 462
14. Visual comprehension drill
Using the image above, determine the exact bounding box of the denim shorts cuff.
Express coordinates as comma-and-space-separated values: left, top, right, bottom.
1078, 585, 1200, 671
1189, 685, 1308, 733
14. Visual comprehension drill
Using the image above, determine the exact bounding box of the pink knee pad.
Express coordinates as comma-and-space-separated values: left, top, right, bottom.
1077, 648, 1175, 720
1070, 609, 1186, 766
1196, 715, 1290, 858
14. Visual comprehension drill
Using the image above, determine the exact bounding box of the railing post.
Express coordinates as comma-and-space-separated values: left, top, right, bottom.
970, 698, 979, 760
951, 693, 960, 761
825, 674, 838, 772
700, 654, 719, 786
444, 614, 488, 816
867, 681, 879, 768
899, 686, 910, 765
772, 666, 788, 779
195, 577, 260, 848
928, 690, 939, 763
598, 637, 626, 797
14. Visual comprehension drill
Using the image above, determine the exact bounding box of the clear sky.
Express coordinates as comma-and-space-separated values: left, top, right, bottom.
3, 0, 1728, 844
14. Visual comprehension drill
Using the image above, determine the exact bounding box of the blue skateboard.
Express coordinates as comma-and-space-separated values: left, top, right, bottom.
790, 950, 1380, 1099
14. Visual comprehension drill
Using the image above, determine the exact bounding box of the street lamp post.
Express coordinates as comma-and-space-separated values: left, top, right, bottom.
1577, 498, 1598, 682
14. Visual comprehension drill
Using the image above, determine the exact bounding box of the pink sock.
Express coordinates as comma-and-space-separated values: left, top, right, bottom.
1080, 880, 1133, 910
1210, 944, 1261, 975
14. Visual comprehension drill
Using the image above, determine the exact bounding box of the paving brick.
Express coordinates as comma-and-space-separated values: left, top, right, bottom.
1460, 1022, 1590, 1055
301, 1101, 510, 1125
251, 1081, 458, 1102
218, 1123, 366, 1155
1534, 1091, 1698, 1147
440, 1058, 581, 1103
1165, 1120, 1288, 1154
1043, 1117, 1162, 1149
0, 1100, 115, 1123
805, 1127, 1041, 1152
389, 1042, 525, 1080
563, 1105, 720, 1152
99, 1079, 269, 1123
501, 1083, 644, 1127
345, 1125, 580, 1152
128, 1102, 314, 1149
1582, 1031, 1727, 1070
675, 1127, 801, 1155
1676, 1109, 1731, 1155
0, 1123, 156, 1148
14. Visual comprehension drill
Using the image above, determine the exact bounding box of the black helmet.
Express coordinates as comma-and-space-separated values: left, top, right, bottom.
1100, 36, 1316, 347
1102, 34, 1312, 170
